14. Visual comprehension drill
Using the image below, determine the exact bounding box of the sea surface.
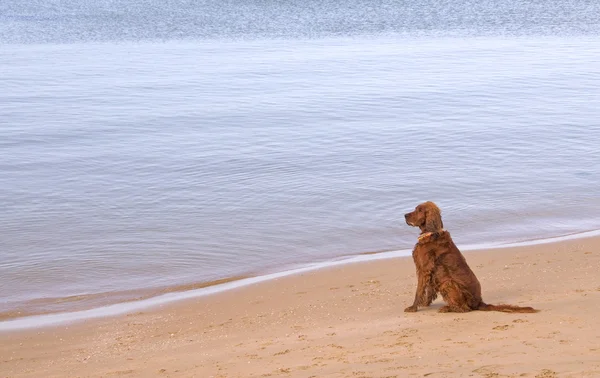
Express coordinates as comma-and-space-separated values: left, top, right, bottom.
1, 0, 600, 320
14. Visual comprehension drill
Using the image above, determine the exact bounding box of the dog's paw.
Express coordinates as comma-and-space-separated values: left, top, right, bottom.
404, 306, 417, 313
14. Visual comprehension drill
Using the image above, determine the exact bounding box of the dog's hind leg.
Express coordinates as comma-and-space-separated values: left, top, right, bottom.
438, 305, 471, 313
438, 281, 474, 313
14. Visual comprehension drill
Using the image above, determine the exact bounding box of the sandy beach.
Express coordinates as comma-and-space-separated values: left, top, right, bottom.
2, 234, 600, 378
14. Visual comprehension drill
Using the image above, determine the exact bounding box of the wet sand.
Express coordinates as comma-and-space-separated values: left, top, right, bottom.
2, 235, 600, 377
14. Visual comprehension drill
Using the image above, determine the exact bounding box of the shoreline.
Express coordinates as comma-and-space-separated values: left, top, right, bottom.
2, 227, 600, 332
2, 231, 599, 377
1, 227, 600, 333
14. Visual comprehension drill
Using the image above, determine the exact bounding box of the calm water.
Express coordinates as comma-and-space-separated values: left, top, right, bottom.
1, 0, 600, 318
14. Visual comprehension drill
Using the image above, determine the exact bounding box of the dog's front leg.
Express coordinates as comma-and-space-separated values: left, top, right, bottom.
405, 272, 428, 312
405, 250, 435, 313
423, 282, 438, 306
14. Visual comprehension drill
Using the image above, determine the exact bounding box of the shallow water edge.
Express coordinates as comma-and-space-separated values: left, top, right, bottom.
2, 228, 599, 332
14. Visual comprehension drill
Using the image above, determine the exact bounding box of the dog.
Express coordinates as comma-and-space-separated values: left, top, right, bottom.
404, 201, 538, 313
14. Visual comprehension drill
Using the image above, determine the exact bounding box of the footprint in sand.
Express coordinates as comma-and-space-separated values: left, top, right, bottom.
535, 369, 557, 378
472, 366, 501, 377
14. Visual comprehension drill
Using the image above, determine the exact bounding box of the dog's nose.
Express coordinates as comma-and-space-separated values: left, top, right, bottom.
404, 213, 409, 219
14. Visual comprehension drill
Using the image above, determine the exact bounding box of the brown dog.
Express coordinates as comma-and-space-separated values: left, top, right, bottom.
404, 201, 538, 313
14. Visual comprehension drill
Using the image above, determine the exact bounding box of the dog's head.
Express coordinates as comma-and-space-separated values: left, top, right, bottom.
404, 201, 444, 233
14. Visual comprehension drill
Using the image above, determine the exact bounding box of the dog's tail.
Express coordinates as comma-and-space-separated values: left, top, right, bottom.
478, 302, 539, 313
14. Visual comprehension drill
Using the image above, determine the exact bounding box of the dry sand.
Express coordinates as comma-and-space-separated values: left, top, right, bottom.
2, 235, 600, 377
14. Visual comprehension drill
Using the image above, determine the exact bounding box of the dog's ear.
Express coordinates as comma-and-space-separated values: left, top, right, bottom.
424, 203, 443, 232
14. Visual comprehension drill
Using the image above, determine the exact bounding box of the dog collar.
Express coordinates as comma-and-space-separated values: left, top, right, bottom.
418, 229, 446, 242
